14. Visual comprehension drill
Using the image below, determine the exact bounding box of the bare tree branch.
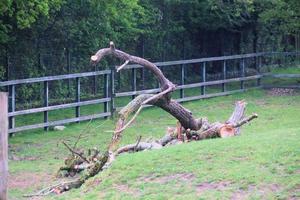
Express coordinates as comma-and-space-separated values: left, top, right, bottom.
91, 41, 174, 90
91, 42, 202, 132
62, 141, 90, 164
232, 113, 258, 128
116, 60, 129, 72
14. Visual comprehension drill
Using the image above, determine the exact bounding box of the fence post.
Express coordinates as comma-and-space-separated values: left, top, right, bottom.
222, 60, 226, 92
284, 52, 288, 66
67, 49, 71, 97
0, 92, 8, 200
257, 56, 262, 86
103, 74, 109, 118
44, 81, 49, 131
141, 68, 145, 90
75, 77, 80, 119
93, 65, 97, 96
157, 66, 161, 88
8, 85, 15, 136
180, 64, 185, 98
131, 68, 137, 100
240, 59, 245, 89
5, 52, 9, 81
201, 62, 206, 95
110, 67, 115, 118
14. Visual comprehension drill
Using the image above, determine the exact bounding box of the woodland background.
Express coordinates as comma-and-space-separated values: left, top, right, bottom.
0, 0, 299, 106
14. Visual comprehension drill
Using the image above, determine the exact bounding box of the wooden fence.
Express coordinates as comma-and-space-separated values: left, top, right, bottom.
0, 51, 299, 134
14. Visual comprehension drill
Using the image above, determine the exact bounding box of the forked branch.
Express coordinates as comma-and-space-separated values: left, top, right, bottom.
91, 42, 203, 135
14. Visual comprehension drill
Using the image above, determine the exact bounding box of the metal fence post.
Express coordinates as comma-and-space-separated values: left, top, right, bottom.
76, 77, 80, 119
284, 52, 288, 66
201, 62, 206, 95
131, 68, 137, 100
257, 56, 262, 86
44, 81, 49, 131
104, 74, 109, 118
8, 85, 15, 136
5, 52, 9, 82
180, 64, 185, 98
67, 49, 71, 97
240, 59, 245, 89
110, 67, 115, 118
222, 60, 226, 92
93, 65, 97, 96
141, 68, 145, 90
0, 92, 8, 200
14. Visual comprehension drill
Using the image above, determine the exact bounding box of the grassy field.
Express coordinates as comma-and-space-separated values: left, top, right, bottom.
8, 88, 300, 200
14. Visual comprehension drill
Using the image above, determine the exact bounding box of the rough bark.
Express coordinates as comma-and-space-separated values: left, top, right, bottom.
91, 42, 203, 131
116, 100, 258, 154
109, 94, 153, 152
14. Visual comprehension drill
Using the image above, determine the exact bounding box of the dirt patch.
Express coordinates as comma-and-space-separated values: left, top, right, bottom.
295, 169, 300, 174
113, 184, 141, 197
255, 99, 268, 106
231, 189, 249, 200
195, 182, 281, 199
139, 173, 195, 184
231, 184, 282, 200
231, 156, 250, 161
8, 172, 53, 190
9, 154, 40, 161
196, 181, 232, 195
267, 88, 298, 96
89, 179, 102, 187
287, 184, 300, 200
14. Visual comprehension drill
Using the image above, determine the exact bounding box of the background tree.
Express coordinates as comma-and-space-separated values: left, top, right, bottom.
0, 0, 298, 100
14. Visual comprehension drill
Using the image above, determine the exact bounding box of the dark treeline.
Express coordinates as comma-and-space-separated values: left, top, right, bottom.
0, 0, 299, 80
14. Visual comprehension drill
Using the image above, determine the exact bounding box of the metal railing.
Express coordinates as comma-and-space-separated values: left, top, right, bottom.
0, 51, 299, 134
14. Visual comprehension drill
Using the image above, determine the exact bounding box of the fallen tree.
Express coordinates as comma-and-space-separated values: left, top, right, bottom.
24, 42, 258, 197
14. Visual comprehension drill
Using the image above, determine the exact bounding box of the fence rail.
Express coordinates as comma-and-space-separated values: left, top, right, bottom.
0, 51, 299, 134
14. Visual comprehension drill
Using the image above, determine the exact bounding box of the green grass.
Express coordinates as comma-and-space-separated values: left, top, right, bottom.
8, 89, 300, 200
270, 65, 300, 74
261, 66, 300, 86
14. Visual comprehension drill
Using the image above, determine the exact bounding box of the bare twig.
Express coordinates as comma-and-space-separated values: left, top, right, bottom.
116, 60, 129, 72
23, 181, 73, 197
134, 136, 142, 152
114, 105, 145, 134
73, 134, 83, 149
142, 86, 175, 105
62, 141, 90, 163
23, 179, 81, 197
232, 113, 258, 128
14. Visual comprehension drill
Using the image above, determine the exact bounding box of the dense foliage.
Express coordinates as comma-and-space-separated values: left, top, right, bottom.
0, 0, 299, 80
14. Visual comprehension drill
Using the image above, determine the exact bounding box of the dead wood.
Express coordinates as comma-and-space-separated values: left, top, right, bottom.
25, 42, 258, 197
91, 42, 203, 131
188, 101, 258, 139
62, 141, 90, 163
108, 94, 153, 152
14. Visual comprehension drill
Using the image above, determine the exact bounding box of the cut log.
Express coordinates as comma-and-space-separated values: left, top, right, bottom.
191, 101, 258, 139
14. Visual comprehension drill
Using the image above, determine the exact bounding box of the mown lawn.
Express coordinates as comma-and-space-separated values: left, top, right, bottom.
8, 89, 300, 200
